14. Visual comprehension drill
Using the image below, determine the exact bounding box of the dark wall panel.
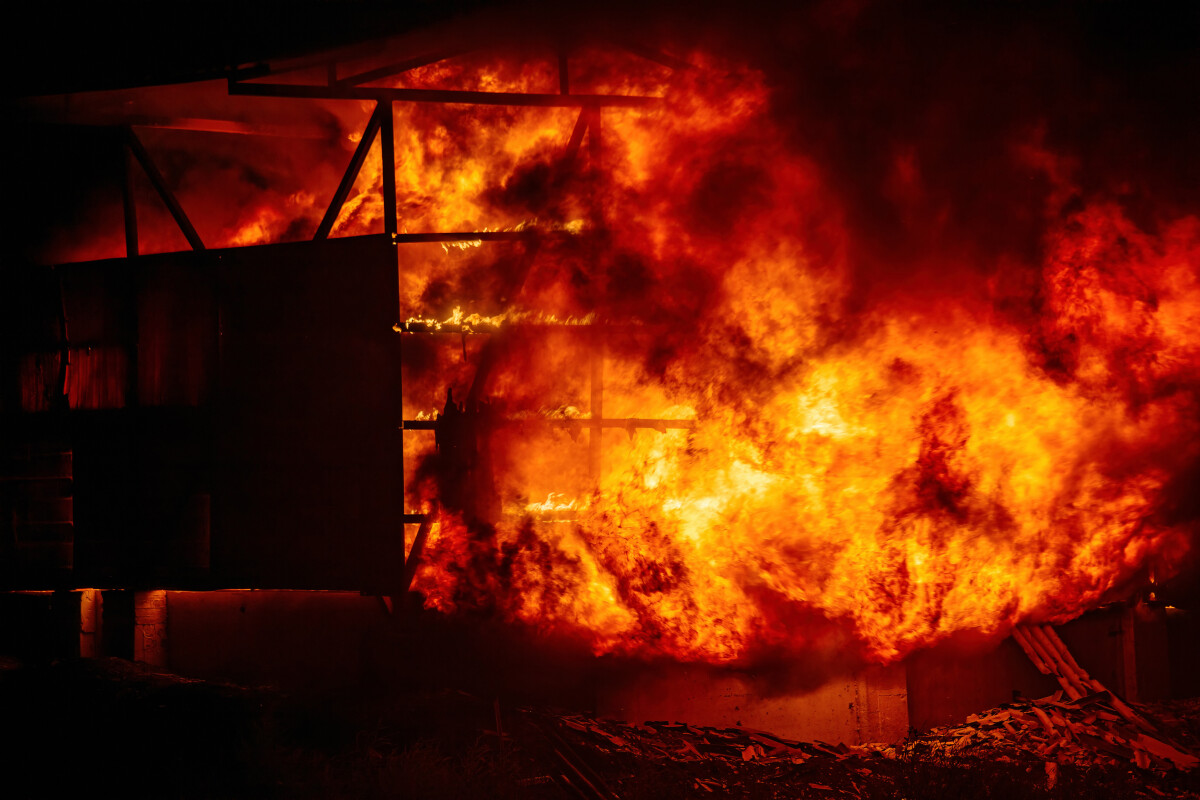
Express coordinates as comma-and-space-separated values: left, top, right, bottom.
906, 635, 1057, 731
70, 409, 212, 585
5, 235, 402, 590
212, 234, 404, 590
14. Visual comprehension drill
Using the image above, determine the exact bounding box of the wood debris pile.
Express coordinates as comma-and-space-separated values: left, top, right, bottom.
538, 711, 858, 766
513, 624, 1199, 797
938, 622, 1200, 772
893, 689, 1199, 772
521, 710, 878, 799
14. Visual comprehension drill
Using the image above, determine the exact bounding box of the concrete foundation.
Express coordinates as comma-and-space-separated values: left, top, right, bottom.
906, 635, 1056, 731
1058, 601, 1171, 703
1, 590, 1187, 746
596, 661, 910, 745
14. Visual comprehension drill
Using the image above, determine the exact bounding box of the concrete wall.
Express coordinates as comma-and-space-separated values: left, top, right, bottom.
908, 602, 1177, 732
4, 589, 1179, 746
1167, 608, 1200, 698
1058, 602, 1171, 702
165, 590, 390, 695
596, 662, 909, 745
162, 591, 915, 744
906, 635, 1057, 731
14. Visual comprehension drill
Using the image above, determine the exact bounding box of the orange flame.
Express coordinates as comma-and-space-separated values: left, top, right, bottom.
28, 39, 1197, 666
401, 50, 1200, 665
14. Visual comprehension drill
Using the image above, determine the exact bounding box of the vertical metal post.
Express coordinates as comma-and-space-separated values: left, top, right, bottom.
380, 101, 397, 237
588, 109, 602, 217
588, 109, 604, 482
123, 138, 141, 408
127, 256, 139, 409
385, 99, 404, 591
397, 301, 408, 590
121, 141, 138, 258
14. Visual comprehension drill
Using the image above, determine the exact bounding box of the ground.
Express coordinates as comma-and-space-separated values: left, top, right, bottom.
4, 657, 1199, 799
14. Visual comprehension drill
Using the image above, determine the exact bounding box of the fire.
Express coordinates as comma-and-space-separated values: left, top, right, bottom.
329, 56, 586, 239
400, 50, 1200, 665
397, 306, 598, 333
520, 493, 587, 516
24, 27, 1198, 667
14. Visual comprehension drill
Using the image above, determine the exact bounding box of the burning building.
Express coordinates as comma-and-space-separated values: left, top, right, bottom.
3, 0, 1200, 784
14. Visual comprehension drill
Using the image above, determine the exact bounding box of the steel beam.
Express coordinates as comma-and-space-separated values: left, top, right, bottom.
587, 108, 604, 480
564, 108, 589, 166
228, 79, 659, 108
380, 101, 397, 236
121, 140, 138, 258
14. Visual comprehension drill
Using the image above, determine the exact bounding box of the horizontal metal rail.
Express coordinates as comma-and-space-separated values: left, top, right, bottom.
228, 79, 661, 108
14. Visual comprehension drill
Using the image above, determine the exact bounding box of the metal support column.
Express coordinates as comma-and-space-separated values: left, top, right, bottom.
588, 108, 604, 481
380, 101, 397, 237
121, 140, 138, 258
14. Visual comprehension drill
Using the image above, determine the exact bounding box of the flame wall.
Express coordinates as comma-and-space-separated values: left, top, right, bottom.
396, 5, 1200, 667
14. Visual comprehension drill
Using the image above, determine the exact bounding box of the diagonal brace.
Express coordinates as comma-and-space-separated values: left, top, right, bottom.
314, 102, 385, 240
124, 126, 205, 251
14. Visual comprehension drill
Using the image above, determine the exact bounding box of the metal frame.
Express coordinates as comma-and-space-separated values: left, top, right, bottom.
97, 31, 697, 595
228, 81, 660, 107
123, 126, 205, 253
313, 102, 386, 241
